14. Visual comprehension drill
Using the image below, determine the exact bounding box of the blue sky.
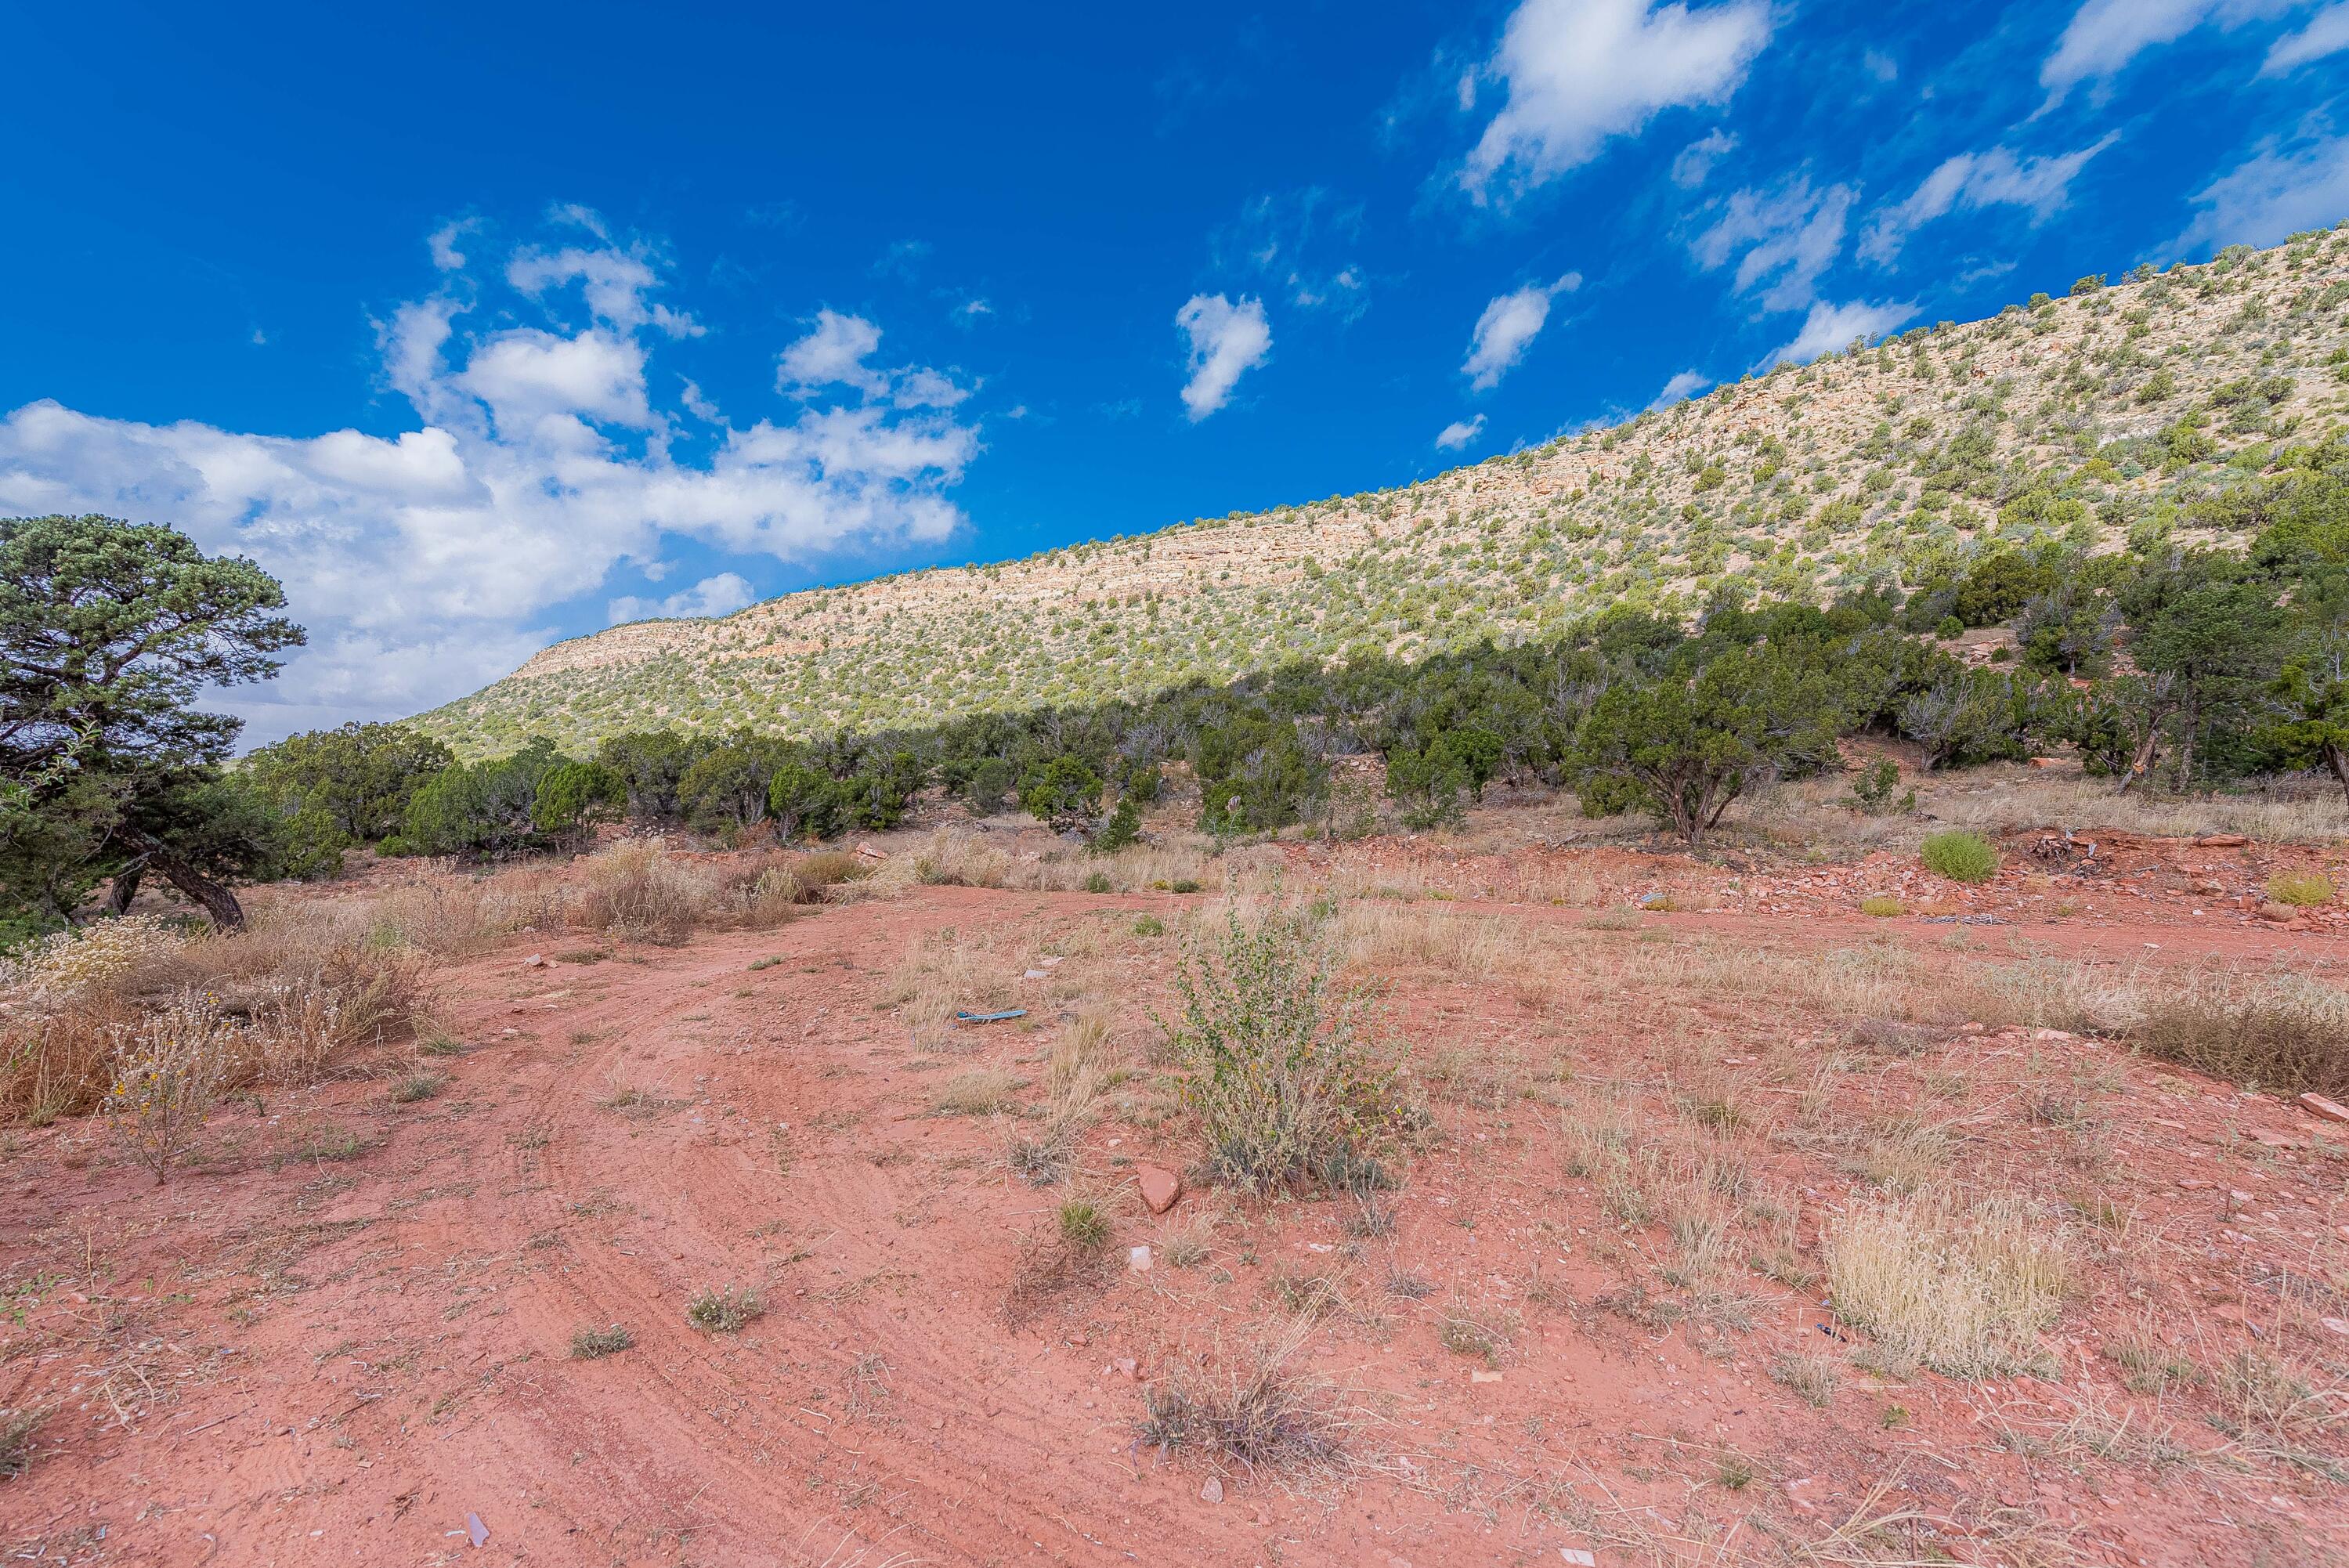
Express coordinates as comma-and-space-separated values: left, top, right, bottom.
5, 0, 2349, 742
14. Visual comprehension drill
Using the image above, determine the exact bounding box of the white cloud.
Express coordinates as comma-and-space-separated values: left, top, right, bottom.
1462, 275, 1580, 390
508, 244, 703, 338
609, 571, 756, 625
1670, 128, 1738, 189
2264, 2, 2349, 70
427, 219, 476, 272
1764, 298, 1917, 367
0, 229, 981, 745
1859, 137, 2116, 264
2176, 132, 2349, 251
460, 328, 657, 434
1435, 415, 1487, 450
1462, 0, 1772, 199
1174, 294, 1273, 420
778, 309, 972, 409
2041, 0, 2298, 95
1693, 179, 1853, 312
1651, 369, 1711, 407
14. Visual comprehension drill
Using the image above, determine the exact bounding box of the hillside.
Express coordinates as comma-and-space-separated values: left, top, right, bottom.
417, 231, 2349, 757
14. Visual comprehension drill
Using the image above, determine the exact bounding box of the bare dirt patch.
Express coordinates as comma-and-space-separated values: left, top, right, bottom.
4, 829, 2347, 1566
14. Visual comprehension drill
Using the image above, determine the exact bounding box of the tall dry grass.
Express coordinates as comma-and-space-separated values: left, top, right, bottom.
0, 910, 428, 1123
1824, 1195, 2070, 1378
0, 838, 869, 1125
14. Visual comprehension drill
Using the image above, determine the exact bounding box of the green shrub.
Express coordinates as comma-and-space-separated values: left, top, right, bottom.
1057, 1198, 1111, 1249
2267, 871, 2335, 908
1921, 831, 1998, 883
1161, 908, 1417, 1194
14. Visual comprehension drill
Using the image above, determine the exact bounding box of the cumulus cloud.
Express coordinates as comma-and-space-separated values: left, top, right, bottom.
1435, 415, 1487, 450
778, 309, 973, 409
1764, 298, 1917, 367
1462, 275, 1580, 390
2264, 3, 2349, 71
0, 226, 981, 744
1174, 294, 1273, 420
2175, 132, 2349, 251
2041, 0, 2298, 96
609, 571, 757, 625
1693, 179, 1853, 313
1859, 138, 2116, 264
1651, 369, 1711, 407
1462, 0, 1772, 199
1670, 128, 1738, 189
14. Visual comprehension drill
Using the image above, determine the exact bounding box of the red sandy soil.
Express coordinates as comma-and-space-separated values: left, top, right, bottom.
4, 836, 2347, 1568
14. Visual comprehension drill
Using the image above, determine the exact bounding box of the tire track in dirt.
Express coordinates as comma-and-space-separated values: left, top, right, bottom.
386, 898, 1196, 1565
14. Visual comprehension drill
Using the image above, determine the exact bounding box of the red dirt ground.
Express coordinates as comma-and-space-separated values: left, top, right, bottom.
5, 835, 2347, 1567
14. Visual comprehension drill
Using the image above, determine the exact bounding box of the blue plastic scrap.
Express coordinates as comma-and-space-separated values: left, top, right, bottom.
955, 1008, 1028, 1024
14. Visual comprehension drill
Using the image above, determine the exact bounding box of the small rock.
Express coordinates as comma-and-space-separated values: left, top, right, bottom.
1127, 1245, 1153, 1273
1199, 1476, 1223, 1504
2297, 1092, 2349, 1127
1109, 1356, 1137, 1378
1469, 1368, 1502, 1385
2321, 1317, 2349, 1338
1135, 1165, 1182, 1214
2258, 903, 2298, 924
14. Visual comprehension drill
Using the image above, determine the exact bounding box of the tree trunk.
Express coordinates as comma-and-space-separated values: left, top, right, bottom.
104, 862, 145, 918
2327, 741, 2349, 809
149, 850, 244, 930
2120, 716, 2166, 795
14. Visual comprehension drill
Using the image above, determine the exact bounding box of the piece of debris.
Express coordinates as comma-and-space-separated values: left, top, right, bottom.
1560, 1552, 1598, 1568
855, 842, 887, 860
1127, 1245, 1153, 1273
466, 1513, 489, 1548
522, 954, 546, 968
955, 1008, 1027, 1024
1199, 1476, 1223, 1504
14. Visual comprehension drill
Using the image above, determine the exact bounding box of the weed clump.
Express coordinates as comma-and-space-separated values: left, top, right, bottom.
1136, 1337, 1348, 1476
685, 1284, 766, 1333
1859, 894, 1903, 918
2267, 870, 2335, 908
1057, 1198, 1111, 1249
1920, 831, 1999, 884
570, 1324, 634, 1358
1161, 907, 1417, 1195
1825, 1196, 2068, 1378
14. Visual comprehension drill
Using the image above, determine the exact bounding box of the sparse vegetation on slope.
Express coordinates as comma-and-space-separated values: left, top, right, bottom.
421, 232, 2349, 756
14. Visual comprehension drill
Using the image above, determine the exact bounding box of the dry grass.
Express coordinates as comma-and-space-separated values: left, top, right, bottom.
931, 1068, 1028, 1116
2132, 973, 2349, 1097
1825, 1196, 2070, 1378
1136, 1326, 1352, 1479
878, 927, 1018, 1049
1, 908, 428, 1124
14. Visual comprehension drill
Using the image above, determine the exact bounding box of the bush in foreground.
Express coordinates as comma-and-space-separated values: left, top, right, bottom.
1920, 830, 1999, 883
1161, 907, 1417, 1194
